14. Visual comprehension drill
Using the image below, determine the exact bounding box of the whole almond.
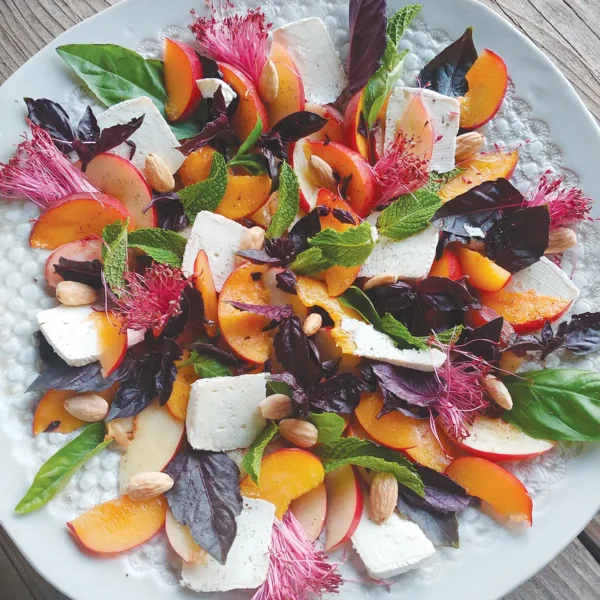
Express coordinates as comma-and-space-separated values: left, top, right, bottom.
278, 419, 319, 448
455, 132, 485, 163
302, 313, 322, 337
545, 227, 577, 255
64, 393, 109, 422
239, 226, 265, 252
483, 374, 513, 411
308, 155, 337, 190
259, 394, 293, 420
145, 153, 175, 193
126, 472, 174, 501
364, 273, 398, 291
56, 281, 99, 306
370, 472, 398, 524
105, 417, 135, 448
258, 60, 279, 103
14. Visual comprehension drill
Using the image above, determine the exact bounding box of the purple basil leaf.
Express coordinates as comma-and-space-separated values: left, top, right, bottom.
125, 139, 137, 160
274, 316, 312, 384
505, 337, 545, 355
289, 209, 322, 253
347, 0, 388, 92
541, 320, 554, 345
332, 208, 358, 225
416, 466, 475, 513
321, 357, 342, 380
269, 372, 310, 416
418, 28, 478, 97
165, 449, 243, 565
198, 55, 223, 79
184, 342, 241, 366
53, 257, 103, 289
235, 249, 283, 266
76, 106, 100, 144
228, 302, 293, 329
562, 312, 600, 355
275, 269, 297, 294
93, 115, 145, 157
271, 111, 328, 143
24, 97, 75, 152
310, 372, 368, 414
156, 338, 183, 405
108, 382, 154, 421
180, 112, 232, 154
146, 192, 190, 232
417, 277, 479, 311
367, 281, 417, 314
264, 236, 298, 264
485, 206, 550, 273
458, 318, 503, 362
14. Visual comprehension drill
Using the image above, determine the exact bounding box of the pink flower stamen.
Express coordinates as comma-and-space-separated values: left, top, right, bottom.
0, 126, 98, 208
190, 3, 271, 88
251, 512, 343, 600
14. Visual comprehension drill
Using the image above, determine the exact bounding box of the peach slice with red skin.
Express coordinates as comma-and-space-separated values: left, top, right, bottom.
85, 153, 157, 228
193, 249, 219, 338
164, 39, 203, 122
44, 236, 103, 289
404, 421, 453, 473
266, 43, 305, 126
343, 90, 370, 159
396, 92, 435, 163
240, 448, 325, 519
290, 482, 327, 543
456, 247, 511, 292
88, 311, 128, 378
306, 103, 345, 143
446, 456, 533, 525
428, 245, 463, 280
166, 507, 206, 563
67, 495, 168, 554
30, 193, 132, 250
460, 50, 508, 130
166, 351, 199, 422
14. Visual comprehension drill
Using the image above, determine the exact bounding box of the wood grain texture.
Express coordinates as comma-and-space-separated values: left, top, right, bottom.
0, 0, 599, 599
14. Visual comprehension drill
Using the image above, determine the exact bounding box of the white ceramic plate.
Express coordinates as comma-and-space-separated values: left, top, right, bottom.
1, 1, 600, 599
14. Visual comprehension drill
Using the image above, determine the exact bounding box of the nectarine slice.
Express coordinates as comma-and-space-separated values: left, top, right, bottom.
457, 247, 511, 292
460, 50, 508, 130
193, 249, 218, 338
30, 193, 132, 250
266, 43, 305, 126
343, 90, 370, 160
404, 421, 452, 473
240, 448, 325, 518
166, 352, 199, 422
67, 495, 167, 554
89, 311, 128, 377
165, 507, 206, 563
306, 103, 345, 143
429, 245, 463, 280
218, 264, 271, 364
395, 93, 435, 163
290, 482, 327, 543
446, 456, 533, 525
164, 39, 203, 122
44, 237, 103, 289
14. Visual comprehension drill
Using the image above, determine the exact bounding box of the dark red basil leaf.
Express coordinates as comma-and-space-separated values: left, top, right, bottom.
347, 0, 388, 92
24, 97, 75, 152
269, 372, 310, 416
93, 115, 145, 157
184, 342, 241, 365
289, 209, 322, 253
165, 449, 243, 565
145, 192, 189, 232
271, 111, 328, 143
484, 206, 550, 273
366, 281, 417, 314
417, 277, 479, 311
275, 269, 297, 294
108, 382, 154, 420
227, 301, 293, 327
180, 112, 232, 155
264, 236, 298, 264
332, 208, 358, 225
414, 466, 474, 513
235, 249, 283, 265
156, 338, 183, 405
198, 54, 223, 79
77, 106, 100, 144
53, 257, 103, 289
44, 421, 61, 433
458, 318, 503, 362
257, 131, 286, 179
560, 312, 600, 355
418, 28, 478, 97
310, 372, 368, 414
274, 316, 312, 384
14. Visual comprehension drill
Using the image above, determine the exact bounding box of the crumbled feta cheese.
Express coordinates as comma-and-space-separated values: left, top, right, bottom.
196, 78, 237, 107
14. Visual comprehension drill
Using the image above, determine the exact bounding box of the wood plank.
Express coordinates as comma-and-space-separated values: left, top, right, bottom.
580, 515, 600, 563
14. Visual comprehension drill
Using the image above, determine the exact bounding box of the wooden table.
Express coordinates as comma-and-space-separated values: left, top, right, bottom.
1, 0, 599, 598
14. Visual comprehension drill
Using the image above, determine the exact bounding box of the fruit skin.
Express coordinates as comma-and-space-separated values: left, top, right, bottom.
343, 90, 370, 159
306, 103, 345, 143
193, 249, 219, 338
460, 50, 508, 130
266, 43, 305, 126
164, 38, 204, 122
219, 62, 269, 141
29, 193, 132, 250
44, 237, 103, 288
67, 495, 167, 554
290, 482, 327, 543
239, 448, 325, 519
428, 245, 463, 280
446, 456, 533, 526
457, 247, 511, 293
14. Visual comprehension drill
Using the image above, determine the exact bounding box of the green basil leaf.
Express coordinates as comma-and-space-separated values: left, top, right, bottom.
380, 314, 428, 350
102, 219, 129, 292
503, 369, 600, 442
181, 350, 232, 378
231, 117, 263, 161
310, 221, 375, 267
228, 154, 267, 175
316, 437, 424, 496
266, 162, 300, 239
128, 228, 187, 267
377, 189, 441, 240
179, 152, 228, 224
289, 247, 332, 276
308, 413, 345, 444
425, 168, 465, 193
15, 423, 109, 514
241, 422, 279, 485
339, 286, 382, 327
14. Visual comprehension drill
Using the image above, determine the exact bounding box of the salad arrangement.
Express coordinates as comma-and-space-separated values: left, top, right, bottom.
2, 0, 600, 596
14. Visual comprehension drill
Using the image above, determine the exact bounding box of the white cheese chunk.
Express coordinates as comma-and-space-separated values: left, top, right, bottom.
196, 78, 237, 107
360, 214, 439, 281
385, 87, 461, 173
352, 499, 435, 579
340, 317, 446, 372
37, 305, 141, 367
181, 498, 274, 592
186, 373, 268, 451
96, 96, 185, 174
272, 18, 348, 105
181, 211, 246, 292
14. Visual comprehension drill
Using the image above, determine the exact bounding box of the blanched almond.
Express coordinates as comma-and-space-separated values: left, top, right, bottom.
258, 60, 279, 103
56, 281, 98, 306
126, 472, 174, 501
278, 419, 319, 448
364, 274, 398, 291
302, 313, 322, 337
259, 394, 293, 420
239, 226, 266, 252
308, 155, 336, 190
64, 393, 109, 422
370, 472, 398, 524
545, 228, 577, 255
145, 153, 175, 193
455, 132, 485, 163
105, 417, 135, 448
483, 374, 513, 410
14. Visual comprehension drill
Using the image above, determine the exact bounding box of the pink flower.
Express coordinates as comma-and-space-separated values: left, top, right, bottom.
251, 512, 343, 600
0, 126, 98, 208
190, 3, 271, 88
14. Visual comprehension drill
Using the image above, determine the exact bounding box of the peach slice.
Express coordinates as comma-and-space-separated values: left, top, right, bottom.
193, 249, 219, 338
460, 50, 508, 130
264, 267, 308, 322
429, 245, 463, 280
456, 247, 511, 292
240, 448, 325, 519
290, 482, 327, 543
44, 237, 103, 289
164, 39, 203, 122
85, 153, 156, 228
395, 93, 435, 163
446, 456, 533, 525
343, 90, 370, 160
266, 43, 305, 126
179, 147, 271, 220
440, 149, 519, 202
465, 306, 516, 347
166, 352, 199, 422
404, 421, 452, 473
354, 392, 422, 450
347, 416, 377, 443
29, 193, 132, 250
324, 465, 364, 551
306, 103, 345, 143
87, 311, 128, 377
218, 264, 271, 364
165, 507, 206, 563
67, 495, 167, 554
219, 62, 268, 141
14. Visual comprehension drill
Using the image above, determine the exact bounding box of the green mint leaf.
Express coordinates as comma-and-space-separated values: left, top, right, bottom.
266, 162, 300, 239
387, 5, 422, 49
503, 369, 600, 442
308, 413, 346, 444
425, 168, 465, 193
15, 424, 109, 514
310, 221, 375, 267
128, 228, 187, 267
339, 286, 382, 327
316, 437, 424, 496
102, 219, 129, 292
377, 189, 441, 241
181, 350, 232, 379
231, 117, 263, 161
179, 152, 228, 224
289, 247, 332, 276
241, 422, 279, 485
228, 154, 267, 175
435, 325, 465, 345
380, 314, 428, 350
